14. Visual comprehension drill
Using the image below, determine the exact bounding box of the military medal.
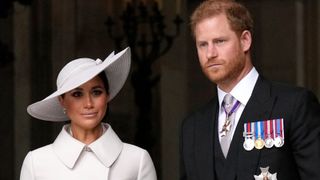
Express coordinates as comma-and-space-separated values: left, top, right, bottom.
264, 120, 274, 148
254, 137, 264, 149
264, 136, 274, 148
244, 118, 284, 150
243, 122, 254, 151
274, 119, 284, 148
274, 136, 283, 148
244, 138, 255, 151
254, 121, 265, 149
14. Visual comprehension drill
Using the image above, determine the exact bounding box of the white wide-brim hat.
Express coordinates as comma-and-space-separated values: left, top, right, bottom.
27, 47, 131, 121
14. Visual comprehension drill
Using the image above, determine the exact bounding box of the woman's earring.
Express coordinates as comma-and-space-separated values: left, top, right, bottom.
63, 108, 67, 114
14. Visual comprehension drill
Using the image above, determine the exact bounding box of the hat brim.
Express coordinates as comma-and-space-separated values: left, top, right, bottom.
27, 47, 131, 121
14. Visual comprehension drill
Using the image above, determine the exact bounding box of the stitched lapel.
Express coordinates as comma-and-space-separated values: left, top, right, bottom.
194, 99, 218, 180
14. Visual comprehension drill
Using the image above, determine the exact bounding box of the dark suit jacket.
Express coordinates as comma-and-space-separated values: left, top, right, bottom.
180, 77, 320, 180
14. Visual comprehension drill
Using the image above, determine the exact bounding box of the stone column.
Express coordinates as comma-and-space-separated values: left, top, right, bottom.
50, 0, 77, 134
159, 0, 217, 179
318, 1, 320, 98
0, 13, 14, 180
13, 3, 32, 179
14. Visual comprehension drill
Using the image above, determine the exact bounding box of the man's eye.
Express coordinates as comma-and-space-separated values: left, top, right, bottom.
215, 39, 225, 44
198, 42, 207, 48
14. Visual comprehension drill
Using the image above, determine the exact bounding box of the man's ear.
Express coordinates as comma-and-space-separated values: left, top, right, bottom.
240, 30, 252, 52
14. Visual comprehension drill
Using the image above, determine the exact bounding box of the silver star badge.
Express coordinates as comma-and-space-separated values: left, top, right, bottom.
254, 167, 277, 180
220, 119, 231, 137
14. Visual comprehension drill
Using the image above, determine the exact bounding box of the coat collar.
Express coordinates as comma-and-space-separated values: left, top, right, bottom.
52, 123, 123, 169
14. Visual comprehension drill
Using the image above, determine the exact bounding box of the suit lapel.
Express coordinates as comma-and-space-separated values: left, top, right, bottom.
194, 99, 218, 180
225, 77, 277, 180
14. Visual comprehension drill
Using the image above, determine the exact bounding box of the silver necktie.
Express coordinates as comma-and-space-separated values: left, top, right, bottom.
220, 94, 239, 158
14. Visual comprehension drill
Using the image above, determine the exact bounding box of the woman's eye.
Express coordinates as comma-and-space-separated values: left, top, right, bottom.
92, 90, 103, 96
71, 91, 82, 97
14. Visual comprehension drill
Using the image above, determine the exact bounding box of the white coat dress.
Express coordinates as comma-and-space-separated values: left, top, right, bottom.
20, 123, 157, 180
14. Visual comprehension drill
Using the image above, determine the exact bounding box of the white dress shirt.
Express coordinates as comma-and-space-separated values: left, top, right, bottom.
20, 123, 157, 180
217, 67, 259, 142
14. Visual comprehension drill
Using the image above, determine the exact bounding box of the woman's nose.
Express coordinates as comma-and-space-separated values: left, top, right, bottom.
84, 95, 93, 108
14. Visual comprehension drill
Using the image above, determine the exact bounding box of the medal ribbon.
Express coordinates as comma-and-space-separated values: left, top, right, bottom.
272, 119, 276, 139
260, 121, 264, 139
222, 100, 240, 118
275, 118, 285, 138
269, 120, 274, 139
255, 121, 264, 139
280, 118, 284, 138
244, 122, 252, 137
276, 119, 281, 137
264, 120, 268, 139
251, 122, 255, 138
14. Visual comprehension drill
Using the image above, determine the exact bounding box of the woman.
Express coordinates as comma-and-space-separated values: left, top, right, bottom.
20, 47, 157, 180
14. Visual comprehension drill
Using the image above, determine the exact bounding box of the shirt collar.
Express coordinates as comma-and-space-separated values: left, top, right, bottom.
218, 67, 259, 106
52, 123, 123, 169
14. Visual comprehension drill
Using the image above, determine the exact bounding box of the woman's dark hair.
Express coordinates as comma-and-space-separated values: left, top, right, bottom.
98, 72, 110, 122
98, 72, 110, 95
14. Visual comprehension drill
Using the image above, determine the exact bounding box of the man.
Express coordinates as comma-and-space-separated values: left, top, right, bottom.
180, 0, 320, 180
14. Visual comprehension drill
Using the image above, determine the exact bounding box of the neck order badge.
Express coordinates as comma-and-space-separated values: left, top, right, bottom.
220, 94, 240, 157
220, 95, 240, 137
254, 167, 277, 180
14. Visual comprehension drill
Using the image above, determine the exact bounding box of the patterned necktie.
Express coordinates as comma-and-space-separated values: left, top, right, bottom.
220, 94, 240, 158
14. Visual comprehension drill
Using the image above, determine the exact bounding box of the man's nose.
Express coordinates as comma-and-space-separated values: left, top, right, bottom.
206, 44, 218, 59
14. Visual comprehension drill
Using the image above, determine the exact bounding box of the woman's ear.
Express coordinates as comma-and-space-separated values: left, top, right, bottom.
240, 30, 252, 52
58, 96, 65, 107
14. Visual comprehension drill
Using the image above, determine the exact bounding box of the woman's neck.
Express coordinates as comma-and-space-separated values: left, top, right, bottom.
69, 124, 104, 145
